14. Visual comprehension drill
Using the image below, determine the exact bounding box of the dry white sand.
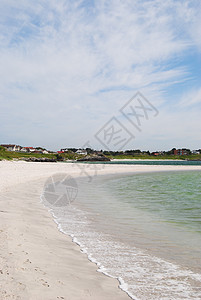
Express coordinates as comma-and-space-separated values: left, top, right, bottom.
1, 161, 201, 300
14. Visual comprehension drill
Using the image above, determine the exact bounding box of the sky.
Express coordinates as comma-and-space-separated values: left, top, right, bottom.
0, 0, 201, 151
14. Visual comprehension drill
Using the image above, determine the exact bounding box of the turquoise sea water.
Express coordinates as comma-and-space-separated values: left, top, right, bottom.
98, 171, 201, 268
45, 170, 201, 300
74, 159, 201, 166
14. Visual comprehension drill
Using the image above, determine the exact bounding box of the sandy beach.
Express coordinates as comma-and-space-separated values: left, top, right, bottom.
1, 161, 201, 300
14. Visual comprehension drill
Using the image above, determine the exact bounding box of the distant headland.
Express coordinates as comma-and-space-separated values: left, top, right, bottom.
0, 144, 201, 162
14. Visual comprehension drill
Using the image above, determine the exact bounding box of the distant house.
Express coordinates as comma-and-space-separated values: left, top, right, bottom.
152, 151, 165, 156
35, 148, 49, 154
42, 150, 49, 154
76, 149, 87, 155
1, 144, 48, 154
60, 148, 68, 153
60, 148, 78, 153
192, 150, 200, 154
173, 149, 187, 155
20, 147, 28, 152
24, 147, 36, 153
1, 144, 21, 152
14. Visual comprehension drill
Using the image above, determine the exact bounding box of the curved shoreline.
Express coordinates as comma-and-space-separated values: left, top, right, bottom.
1, 161, 201, 299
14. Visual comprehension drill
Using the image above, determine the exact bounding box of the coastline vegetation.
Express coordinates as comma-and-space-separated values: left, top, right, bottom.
1, 146, 201, 161
0, 146, 82, 161
105, 153, 201, 160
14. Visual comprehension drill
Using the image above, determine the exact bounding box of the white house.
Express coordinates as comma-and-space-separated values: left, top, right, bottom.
76, 149, 87, 155
1, 144, 21, 152
42, 150, 49, 154
192, 150, 200, 154
24, 147, 36, 153
20, 147, 29, 153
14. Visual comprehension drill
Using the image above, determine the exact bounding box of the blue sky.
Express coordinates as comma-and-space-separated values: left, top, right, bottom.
0, 0, 201, 151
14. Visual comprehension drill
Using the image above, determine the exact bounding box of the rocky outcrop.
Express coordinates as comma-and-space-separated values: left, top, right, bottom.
24, 157, 57, 162
77, 154, 110, 162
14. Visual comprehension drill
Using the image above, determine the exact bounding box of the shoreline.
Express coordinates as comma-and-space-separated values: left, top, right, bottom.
1, 161, 201, 299
49, 206, 136, 300
111, 158, 185, 161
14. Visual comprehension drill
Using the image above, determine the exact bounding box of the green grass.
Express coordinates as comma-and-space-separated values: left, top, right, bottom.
0, 146, 200, 161
0, 147, 82, 161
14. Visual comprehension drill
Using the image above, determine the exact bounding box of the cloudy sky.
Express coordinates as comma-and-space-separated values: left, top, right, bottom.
0, 0, 201, 151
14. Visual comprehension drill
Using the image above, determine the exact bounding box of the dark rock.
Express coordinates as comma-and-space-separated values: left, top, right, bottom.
24, 157, 57, 162
77, 155, 110, 162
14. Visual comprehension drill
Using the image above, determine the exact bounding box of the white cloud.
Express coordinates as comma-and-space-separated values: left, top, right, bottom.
0, 0, 201, 150
178, 88, 201, 107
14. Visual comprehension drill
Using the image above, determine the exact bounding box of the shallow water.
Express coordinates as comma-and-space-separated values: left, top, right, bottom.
72, 159, 201, 166
43, 170, 201, 300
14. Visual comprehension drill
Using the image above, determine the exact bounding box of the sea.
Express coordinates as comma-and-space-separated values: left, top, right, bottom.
41, 162, 201, 300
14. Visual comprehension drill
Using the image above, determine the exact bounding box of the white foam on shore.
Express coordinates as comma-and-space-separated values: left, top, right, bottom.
42, 198, 201, 300
70, 230, 137, 300
39, 169, 201, 300
41, 199, 137, 300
